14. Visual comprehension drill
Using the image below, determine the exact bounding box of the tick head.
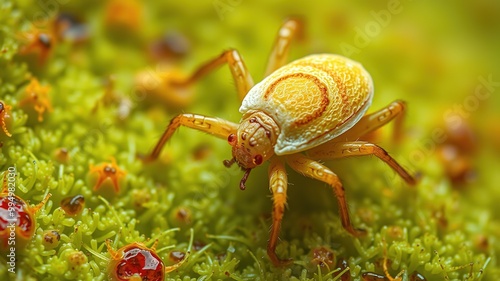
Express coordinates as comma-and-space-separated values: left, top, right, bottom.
223, 112, 279, 190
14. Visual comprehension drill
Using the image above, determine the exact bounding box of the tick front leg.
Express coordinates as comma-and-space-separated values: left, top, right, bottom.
286, 154, 366, 237
267, 157, 292, 266
175, 49, 254, 102
264, 17, 304, 77
340, 100, 407, 142
143, 113, 238, 162
306, 141, 416, 185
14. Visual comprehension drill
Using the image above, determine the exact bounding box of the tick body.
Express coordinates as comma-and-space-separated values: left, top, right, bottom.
240, 54, 373, 156
142, 18, 416, 266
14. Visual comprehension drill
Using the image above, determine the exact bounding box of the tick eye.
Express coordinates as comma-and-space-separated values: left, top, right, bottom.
253, 154, 263, 165
227, 134, 237, 146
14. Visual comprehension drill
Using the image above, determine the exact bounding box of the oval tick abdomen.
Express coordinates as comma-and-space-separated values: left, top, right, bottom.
240, 54, 374, 155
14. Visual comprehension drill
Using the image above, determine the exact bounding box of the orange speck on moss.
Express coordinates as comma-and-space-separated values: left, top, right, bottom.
105, 0, 143, 31
19, 78, 53, 122
18, 24, 55, 64
0, 101, 12, 137
89, 158, 127, 193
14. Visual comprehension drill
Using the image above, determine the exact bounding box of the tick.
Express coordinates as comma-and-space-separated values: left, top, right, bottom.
0, 174, 51, 251
141, 18, 416, 266
106, 239, 188, 281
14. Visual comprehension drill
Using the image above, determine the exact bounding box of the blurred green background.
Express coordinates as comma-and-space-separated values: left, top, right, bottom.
1, 0, 500, 280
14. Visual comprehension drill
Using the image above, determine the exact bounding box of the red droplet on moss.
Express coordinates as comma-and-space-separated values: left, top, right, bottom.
169, 251, 186, 262
54, 147, 70, 163
0, 196, 32, 235
60, 194, 85, 216
361, 272, 386, 281
107, 242, 165, 281
192, 240, 206, 251
335, 258, 350, 281
172, 206, 191, 225
0, 181, 51, 250
410, 271, 427, 281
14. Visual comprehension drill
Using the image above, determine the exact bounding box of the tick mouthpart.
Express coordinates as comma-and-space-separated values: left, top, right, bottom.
240, 168, 251, 190
223, 157, 252, 190
223, 157, 236, 168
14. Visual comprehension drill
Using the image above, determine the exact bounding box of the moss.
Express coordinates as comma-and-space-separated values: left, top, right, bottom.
1, 0, 499, 280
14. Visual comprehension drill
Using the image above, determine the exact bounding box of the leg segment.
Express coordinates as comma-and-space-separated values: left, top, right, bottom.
264, 17, 304, 77
143, 114, 238, 162
105, 239, 121, 260
339, 100, 406, 141
306, 141, 416, 185
32, 193, 52, 213
285, 154, 366, 237
173, 49, 254, 101
267, 157, 291, 266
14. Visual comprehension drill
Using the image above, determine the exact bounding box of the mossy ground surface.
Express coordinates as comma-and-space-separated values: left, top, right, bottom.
1, 0, 500, 280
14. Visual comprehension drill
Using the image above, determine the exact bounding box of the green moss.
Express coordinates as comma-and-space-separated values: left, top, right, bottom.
1, 0, 499, 280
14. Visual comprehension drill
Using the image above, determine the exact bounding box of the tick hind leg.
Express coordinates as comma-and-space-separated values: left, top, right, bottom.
264, 17, 304, 77
340, 100, 407, 142
306, 141, 417, 186
142, 113, 238, 162
169, 49, 254, 102
267, 157, 292, 266
286, 154, 366, 238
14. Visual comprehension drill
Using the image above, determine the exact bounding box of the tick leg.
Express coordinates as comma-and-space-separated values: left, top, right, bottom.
340, 100, 406, 142
143, 113, 238, 162
306, 141, 416, 185
31, 193, 52, 213
267, 157, 292, 266
264, 17, 304, 77
173, 49, 254, 102
286, 154, 366, 237
105, 240, 122, 260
